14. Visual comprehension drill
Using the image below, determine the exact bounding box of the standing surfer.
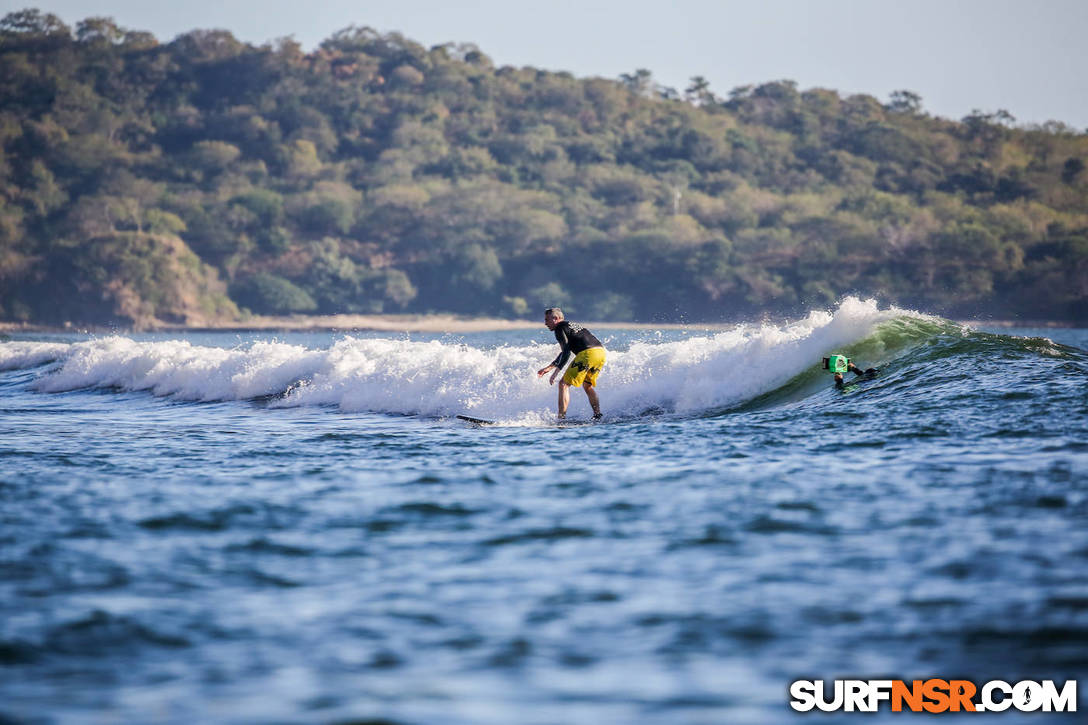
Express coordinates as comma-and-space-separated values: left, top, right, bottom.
536, 307, 606, 420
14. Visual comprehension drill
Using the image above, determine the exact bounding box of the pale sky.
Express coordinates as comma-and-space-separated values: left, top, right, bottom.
7, 0, 1088, 129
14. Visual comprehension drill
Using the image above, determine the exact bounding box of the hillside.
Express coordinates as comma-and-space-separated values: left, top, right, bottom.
1, 9, 1086, 327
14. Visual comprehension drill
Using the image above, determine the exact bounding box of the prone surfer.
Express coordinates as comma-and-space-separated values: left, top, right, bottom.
823, 354, 878, 388
536, 307, 605, 420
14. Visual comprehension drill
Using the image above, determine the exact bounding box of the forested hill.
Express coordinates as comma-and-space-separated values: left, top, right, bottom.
1, 10, 1086, 328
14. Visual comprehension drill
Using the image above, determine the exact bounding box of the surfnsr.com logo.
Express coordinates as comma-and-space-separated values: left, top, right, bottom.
789, 679, 1077, 713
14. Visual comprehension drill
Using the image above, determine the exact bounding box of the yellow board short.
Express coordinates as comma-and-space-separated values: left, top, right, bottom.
562, 347, 606, 387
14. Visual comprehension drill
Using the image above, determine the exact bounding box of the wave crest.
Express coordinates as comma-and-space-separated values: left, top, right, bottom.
4, 298, 932, 419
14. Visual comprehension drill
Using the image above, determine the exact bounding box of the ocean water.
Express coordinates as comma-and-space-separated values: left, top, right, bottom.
2, 297, 1086, 724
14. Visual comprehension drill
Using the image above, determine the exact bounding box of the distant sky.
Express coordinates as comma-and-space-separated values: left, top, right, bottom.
8, 0, 1088, 128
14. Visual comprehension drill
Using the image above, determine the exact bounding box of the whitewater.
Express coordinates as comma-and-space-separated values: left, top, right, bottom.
6, 297, 926, 420
2, 297, 1086, 724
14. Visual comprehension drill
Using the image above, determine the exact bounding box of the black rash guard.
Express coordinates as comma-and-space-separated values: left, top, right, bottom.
550, 320, 603, 369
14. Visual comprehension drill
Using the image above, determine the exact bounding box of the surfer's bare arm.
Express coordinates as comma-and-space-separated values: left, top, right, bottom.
536, 363, 562, 385
538, 318, 573, 385
539, 327, 572, 384
848, 362, 877, 376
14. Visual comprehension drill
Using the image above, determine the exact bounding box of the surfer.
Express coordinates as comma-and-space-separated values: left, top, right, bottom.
823, 354, 878, 388
536, 307, 605, 420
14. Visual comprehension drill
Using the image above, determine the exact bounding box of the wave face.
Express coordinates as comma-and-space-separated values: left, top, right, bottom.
13, 296, 1084, 422
2, 298, 934, 420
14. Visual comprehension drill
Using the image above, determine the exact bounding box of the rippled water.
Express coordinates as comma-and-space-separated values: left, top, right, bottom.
2, 300, 1087, 724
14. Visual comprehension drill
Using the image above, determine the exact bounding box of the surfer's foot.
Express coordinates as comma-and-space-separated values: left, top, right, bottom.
592, 412, 603, 421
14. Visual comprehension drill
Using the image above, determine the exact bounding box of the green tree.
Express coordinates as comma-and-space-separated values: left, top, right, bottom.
230, 272, 317, 314
886, 90, 923, 115
2, 13, 1087, 326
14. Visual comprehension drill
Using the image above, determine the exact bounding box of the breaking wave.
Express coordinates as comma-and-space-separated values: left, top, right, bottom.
0, 298, 954, 421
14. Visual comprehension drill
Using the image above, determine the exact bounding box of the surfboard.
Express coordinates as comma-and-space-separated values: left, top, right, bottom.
457, 414, 608, 426
456, 414, 605, 426
556, 415, 607, 427
456, 414, 496, 425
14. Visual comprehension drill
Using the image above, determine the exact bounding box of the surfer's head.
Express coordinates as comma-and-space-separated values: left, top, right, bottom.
544, 307, 563, 330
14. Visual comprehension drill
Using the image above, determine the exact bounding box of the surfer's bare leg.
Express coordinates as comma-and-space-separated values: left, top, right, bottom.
557, 380, 570, 418
583, 381, 601, 418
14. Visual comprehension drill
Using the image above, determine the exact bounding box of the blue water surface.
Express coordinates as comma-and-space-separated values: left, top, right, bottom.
1, 322, 1086, 724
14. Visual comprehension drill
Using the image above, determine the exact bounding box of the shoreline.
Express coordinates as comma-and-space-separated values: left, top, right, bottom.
1, 314, 1084, 335
0, 313, 738, 335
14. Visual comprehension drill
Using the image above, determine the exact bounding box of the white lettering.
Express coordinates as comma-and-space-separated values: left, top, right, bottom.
868, 680, 893, 711
1014, 680, 1043, 711
844, 680, 867, 711
982, 680, 1012, 712
789, 680, 816, 712
1040, 679, 1077, 712
789, 677, 1075, 713
815, 680, 844, 712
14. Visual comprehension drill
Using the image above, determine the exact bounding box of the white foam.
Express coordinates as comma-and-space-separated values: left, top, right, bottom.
32, 337, 326, 401
6, 298, 919, 419
0, 341, 70, 371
